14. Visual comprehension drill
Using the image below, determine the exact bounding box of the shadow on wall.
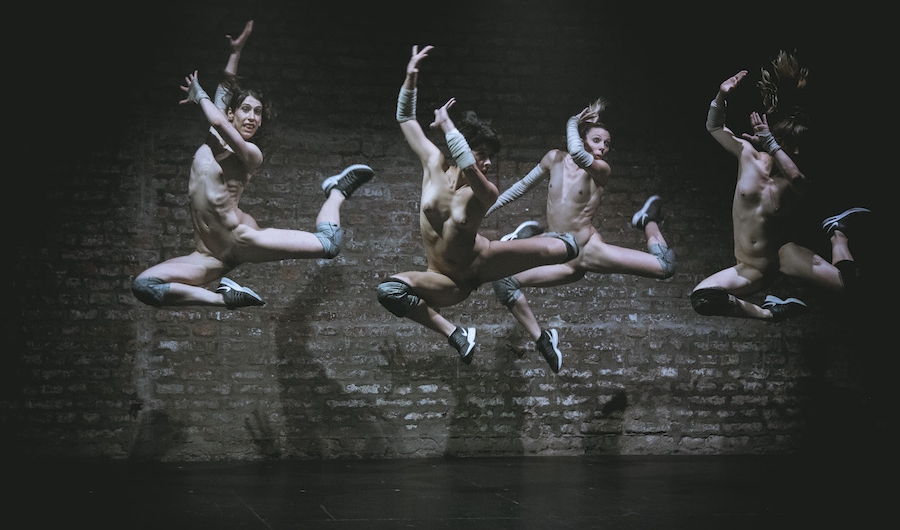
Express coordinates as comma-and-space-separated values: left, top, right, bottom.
130, 409, 188, 461
270, 266, 399, 459
445, 322, 630, 457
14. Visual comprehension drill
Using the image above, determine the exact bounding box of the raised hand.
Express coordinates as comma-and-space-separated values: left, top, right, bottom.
741, 111, 771, 145
179, 70, 208, 105
407, 44, 434, 76
227, 20, 253, 53
720, 70, 748, 96
430, 97, 456, 130
577, 105, 599, 124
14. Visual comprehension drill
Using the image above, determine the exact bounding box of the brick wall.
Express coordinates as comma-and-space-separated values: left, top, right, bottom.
6, 1, 887, 461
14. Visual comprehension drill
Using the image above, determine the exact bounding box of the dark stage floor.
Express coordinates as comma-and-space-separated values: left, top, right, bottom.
9, 454, 882, 529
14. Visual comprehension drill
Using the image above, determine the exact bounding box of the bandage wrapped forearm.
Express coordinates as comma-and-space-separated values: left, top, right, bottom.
706, 100, 725, 131
213, 84, 232, 113
485, 164, 548, 217
566, 116, 593, 168
757, 131, 782, 155
188, 81, 210, 104
446, 128, 476, 168
396, 87, 417, 122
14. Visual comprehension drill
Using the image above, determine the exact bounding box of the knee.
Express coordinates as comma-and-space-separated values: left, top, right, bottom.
376, 279, 420, 317
650, 244, 676, 278
132, 277, 169, 307
314, 222, 344, 259
690, 287, 730, 316
491, 276, 522, 307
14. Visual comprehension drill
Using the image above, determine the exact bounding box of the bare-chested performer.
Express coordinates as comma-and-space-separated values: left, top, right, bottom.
132, 21, 373, 309
486, 100, 675, 373
690, 51, 869, 321
376, 45, 579, 364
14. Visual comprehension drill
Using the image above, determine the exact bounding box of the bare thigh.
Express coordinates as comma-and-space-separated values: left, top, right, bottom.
693, 262, 769, 296
391, 270, 473, 309
577, 232, 663, 277
136, 251, 232, 287
778, 242, 841, 291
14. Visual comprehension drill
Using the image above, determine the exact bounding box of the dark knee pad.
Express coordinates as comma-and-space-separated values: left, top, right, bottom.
376, 279, 420, 317
691, 287, 731, 316
132, 277, 169, 307
835, 260, 859, 293
491, 276, 522, 307
314, 222, 344, 259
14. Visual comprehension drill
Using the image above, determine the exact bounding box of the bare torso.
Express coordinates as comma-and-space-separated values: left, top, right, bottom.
544, 149, 606, 247
731, 145, 795, 272
188, 133, 253, 262
419, 163, 486, 283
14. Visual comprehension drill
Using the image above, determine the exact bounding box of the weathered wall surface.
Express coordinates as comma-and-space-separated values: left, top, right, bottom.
6, 1, 888, 461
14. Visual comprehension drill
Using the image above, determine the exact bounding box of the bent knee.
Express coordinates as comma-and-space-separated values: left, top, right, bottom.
650, 244, 676, 278
315, 222, 344, 259
491, 276, 522, 307
376, 279, 420, 317
132, 277, 169, 307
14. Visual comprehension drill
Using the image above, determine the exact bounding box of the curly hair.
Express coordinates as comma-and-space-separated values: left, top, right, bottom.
456, 110, 501, 155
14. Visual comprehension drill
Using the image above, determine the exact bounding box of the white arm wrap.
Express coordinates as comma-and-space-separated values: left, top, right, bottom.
485, 164, 548, 217
757, 131, 782, 155
188, 80, 210, 104
396, 87, 417, 123
706, 100, 725, 132
446, 128, 476, 169
566, 116, 593, 168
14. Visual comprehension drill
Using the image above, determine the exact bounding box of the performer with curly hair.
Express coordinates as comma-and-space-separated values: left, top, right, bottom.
376, 45, 580, 364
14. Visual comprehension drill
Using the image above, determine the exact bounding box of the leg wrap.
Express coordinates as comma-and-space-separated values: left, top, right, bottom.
132, 277, 169, 307
491, 276, 522, 307
835, 260, 859, 293
690, 287, 732, 316
650, 244, 676, 278
376, 279, 420, 317
314, 222, 343, 259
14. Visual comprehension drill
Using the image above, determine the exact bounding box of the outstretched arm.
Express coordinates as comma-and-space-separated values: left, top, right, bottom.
397, 45, 442, 165
180, 71, 263, 171
485, 156, 551, 217
215, 20, 253, 113
224, 20, 253, 77
706, 70, 748, 157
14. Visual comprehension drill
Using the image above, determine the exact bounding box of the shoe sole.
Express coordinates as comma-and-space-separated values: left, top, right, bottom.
546, 329, 562, 373
501, 220, 541, 241
822, 207, 871, 229
631, 195, 661, 227
762, 295, 807, 308
461, 327, 476, 363
217, 277, 264, 303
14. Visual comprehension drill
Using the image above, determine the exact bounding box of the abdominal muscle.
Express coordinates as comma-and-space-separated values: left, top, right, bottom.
188, 143, 251, 261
